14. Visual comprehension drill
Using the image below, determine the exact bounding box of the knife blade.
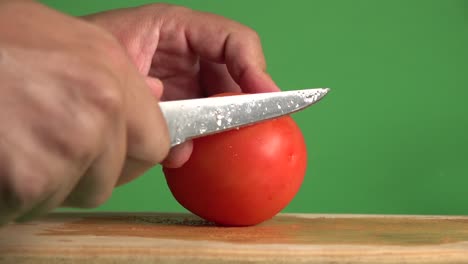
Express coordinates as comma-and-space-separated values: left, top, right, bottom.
159, 88, 330, 146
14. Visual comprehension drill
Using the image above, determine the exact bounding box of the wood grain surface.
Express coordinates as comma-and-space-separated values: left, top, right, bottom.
1, 212, 468, 263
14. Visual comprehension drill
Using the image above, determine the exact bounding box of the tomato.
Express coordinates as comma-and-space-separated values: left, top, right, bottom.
163, 93, 307, 226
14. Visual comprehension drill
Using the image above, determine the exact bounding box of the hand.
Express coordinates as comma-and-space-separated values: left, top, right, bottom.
84, 3, 280, 168
0, 1, 169, 225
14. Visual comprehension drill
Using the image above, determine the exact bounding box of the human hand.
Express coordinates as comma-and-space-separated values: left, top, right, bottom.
0, 1, 169, 224
84, 3, 280, 168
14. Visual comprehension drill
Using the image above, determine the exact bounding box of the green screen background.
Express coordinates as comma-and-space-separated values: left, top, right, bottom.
39, 0, 468, 215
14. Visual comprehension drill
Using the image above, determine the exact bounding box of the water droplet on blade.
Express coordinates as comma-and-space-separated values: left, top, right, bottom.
199, 124, 207, 133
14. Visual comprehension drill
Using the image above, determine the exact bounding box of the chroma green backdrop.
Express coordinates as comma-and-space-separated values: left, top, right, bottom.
39, 0, 468, 215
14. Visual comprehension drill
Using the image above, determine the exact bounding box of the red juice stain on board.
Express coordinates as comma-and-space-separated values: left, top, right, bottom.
40, 213, 468, 246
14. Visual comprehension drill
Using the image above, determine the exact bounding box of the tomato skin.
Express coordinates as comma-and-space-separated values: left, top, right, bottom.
163, 97, 307, 226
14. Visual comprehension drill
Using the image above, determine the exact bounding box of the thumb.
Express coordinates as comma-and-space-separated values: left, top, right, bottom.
121, 64, 170, 182
146, 76, 164, 99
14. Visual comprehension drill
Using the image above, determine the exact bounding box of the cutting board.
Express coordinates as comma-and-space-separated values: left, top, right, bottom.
1, 212, 468, 263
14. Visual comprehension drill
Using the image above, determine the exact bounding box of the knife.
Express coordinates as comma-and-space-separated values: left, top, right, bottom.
159, 88, 330, 146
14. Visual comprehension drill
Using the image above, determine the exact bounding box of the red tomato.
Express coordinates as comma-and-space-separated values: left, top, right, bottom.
163, 93, 307, 226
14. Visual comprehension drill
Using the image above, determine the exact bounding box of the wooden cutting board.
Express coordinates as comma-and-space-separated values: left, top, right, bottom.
1, 212, 468, 263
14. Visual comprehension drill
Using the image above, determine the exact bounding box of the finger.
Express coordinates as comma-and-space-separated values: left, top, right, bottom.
14, 198, 51, 223
62, 149, 124, 208
15, 189, 62, 223
124, 65, 170, 167
161, 140, 193, 169
237, 68, 280, 94
0, 123, 94, 223
199, 60, 241, 96
109, 62, 170, 186
116, 156, 160, 186
63, 115, 126, 208
145, 76, 164, 99
113, 60, 169, 186
1, 145, 86, 223
115, 157, 149, 186
14, 162, 84, 222
181, 10, 280, 93
0, 178, 53, 225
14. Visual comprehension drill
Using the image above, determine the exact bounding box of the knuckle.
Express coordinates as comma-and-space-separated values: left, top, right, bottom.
87, 77, 124, 116
243, 26, 261, 42
170, 5, 193, 15
35, 118, 97, 165
228, 20, 262, 44
95, 34, 127, 65
67, 63, 124, 117
148, 3, 194, 25
157, 3, 192, 15
61, 129, 98, 164
55, 54, 125, 118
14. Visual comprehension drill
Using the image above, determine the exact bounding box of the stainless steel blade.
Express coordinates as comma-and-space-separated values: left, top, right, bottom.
159, 88, 330, 146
